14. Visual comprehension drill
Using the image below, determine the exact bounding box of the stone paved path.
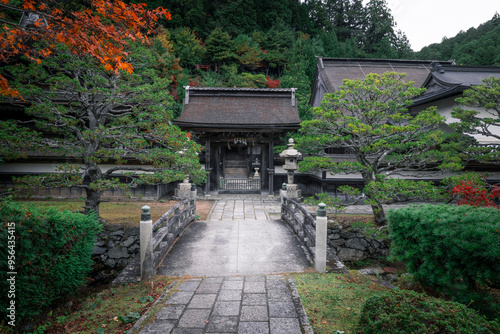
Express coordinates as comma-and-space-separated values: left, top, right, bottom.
207, 195, 282, 221
138, 274, 312, 334
133, 195, 313, 333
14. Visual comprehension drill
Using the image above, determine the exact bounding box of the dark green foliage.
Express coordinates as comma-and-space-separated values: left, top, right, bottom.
262, 22, 295, 76
357, 289, 500, 333
254, 0, 293, 31
281, 62, 312, 120
233, 35, 263, 70
137, 0, 211, 34
170, 27, 205, 69
297, 72, 455, 225
204, 28, 235, 67
280, 34, 314, 120
388, 204, 500, 317
363, 0, 396, 53
0, 200, 101, 324
144, 0, 500, 78
142, 0, 428, 84
417, 13, 500, 65
318, 30, 342, 58
212, 0, 258, 36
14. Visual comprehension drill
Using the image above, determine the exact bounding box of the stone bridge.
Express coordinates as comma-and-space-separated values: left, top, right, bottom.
121, 194, 316, 334
156, 194, 311, 277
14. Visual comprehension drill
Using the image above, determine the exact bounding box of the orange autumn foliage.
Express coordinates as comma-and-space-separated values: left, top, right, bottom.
0, 0, 171, 98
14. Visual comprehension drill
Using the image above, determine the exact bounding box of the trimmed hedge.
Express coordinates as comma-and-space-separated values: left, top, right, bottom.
357, 289, 500, 333
0, 200, 101, 325
387, 204, 500, 317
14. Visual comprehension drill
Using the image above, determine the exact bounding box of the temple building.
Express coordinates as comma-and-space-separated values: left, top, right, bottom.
173, 87, 301, 195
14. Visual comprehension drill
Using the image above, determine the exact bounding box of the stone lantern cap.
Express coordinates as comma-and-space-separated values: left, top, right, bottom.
279, 138, 302, 159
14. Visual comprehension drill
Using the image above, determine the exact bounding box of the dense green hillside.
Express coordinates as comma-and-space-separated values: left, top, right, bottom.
130, 0, 415, 119
416, 13, 500, 66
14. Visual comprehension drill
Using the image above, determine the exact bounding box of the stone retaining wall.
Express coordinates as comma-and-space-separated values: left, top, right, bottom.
327, 223, 390, 262
91, 224, 140, 282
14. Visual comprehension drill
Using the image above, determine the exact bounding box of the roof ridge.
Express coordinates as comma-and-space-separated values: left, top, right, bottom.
319, 57, 454, 65
432, 64, 500, 72
187, 87, 295, 92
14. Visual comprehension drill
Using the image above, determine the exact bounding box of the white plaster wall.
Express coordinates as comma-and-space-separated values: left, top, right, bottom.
414, 96, 500, 144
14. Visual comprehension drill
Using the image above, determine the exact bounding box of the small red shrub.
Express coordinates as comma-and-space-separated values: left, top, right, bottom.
450, 181, 500, 208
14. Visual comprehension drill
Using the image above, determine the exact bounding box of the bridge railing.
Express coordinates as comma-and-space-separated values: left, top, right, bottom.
281, 195, 346, 273
151, 198, 196, 268
140, 198, 196, 281
281, 196, 317, 263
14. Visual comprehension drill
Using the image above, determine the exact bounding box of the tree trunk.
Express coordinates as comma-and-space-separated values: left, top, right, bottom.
371, 203, 386, 226
361, 169, 387, 226
85, 187, 102, 216
84, 162, 103, 216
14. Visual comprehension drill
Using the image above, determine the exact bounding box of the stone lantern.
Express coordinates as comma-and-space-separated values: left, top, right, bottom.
279, 138, 302, 199
175, 177, 193, 199
174, 147, 195, 199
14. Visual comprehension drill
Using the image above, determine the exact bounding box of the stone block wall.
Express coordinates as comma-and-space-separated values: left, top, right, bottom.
327, 223, 390, 262
91, 224, 140, 282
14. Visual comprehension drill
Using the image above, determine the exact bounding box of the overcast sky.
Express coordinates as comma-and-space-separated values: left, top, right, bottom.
376, 0, 500, 51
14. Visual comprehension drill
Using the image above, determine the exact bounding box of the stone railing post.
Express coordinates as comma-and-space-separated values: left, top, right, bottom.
280, 183, 287, 205
140, 205, 154, 282
315, 202, 327, 273
191, 183, 197, 201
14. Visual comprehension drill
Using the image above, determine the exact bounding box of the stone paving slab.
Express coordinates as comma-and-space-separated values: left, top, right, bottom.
156, 217, 310, 277
207, 196, 282, 221
135, 275, 313, 334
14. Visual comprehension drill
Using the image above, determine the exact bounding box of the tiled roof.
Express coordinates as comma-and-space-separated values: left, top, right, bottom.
413, 63, 500, 106
179, 87, 294, 92
426, 63, 500, 86
309, 58, 455, 107
174, 87, 301, 129
318, 58, 452, 92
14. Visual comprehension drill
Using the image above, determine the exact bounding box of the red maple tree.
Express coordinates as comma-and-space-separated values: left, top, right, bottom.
0, 0, 170, 97
265, 76, 280, 88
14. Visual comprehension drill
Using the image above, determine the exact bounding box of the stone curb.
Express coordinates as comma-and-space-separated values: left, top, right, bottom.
127, 281, 178, 334
288, 277, 314, 334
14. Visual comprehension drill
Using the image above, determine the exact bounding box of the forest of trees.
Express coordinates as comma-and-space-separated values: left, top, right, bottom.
131, 0, 416, 120
2, 0, 499, 121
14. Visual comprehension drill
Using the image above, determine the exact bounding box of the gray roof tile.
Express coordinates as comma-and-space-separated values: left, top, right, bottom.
174, 87, 300, 128
319, 58, 444, 92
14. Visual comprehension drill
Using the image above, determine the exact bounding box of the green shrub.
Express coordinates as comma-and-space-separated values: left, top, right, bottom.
388, 204, 500, 317
357, 289, 500, 333
0, 200, 101, 326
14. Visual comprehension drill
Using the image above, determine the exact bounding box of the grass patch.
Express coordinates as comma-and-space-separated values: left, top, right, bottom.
17, 200, 214, 228
0, 276, 179, 333
293, 271, 390, 334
